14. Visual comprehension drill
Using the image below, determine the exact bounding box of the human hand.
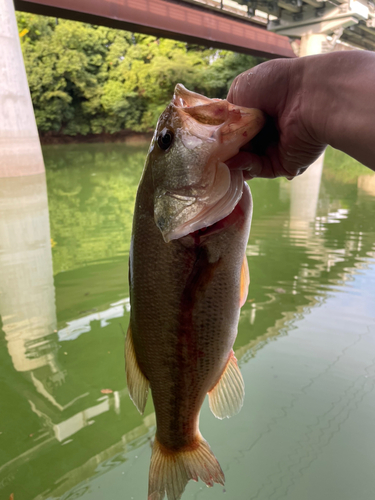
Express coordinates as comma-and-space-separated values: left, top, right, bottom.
226, 57, 327, 180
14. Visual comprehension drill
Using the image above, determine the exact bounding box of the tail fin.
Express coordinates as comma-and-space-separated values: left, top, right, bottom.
148, 434, 224, 500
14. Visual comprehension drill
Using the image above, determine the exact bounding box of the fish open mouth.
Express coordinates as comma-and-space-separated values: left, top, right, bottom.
154, 85, 264, 243
173, 84, 215, 109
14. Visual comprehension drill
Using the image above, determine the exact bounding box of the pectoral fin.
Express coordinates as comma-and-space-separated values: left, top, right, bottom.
240, 254, 250, 308
208, 351, 245, 420
125, 325, 149, 414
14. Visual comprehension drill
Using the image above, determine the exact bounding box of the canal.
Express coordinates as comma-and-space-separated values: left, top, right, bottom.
1, 144, 375, 500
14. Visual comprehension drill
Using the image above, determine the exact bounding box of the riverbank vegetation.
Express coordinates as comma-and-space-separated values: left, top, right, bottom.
17, 13, 263, 139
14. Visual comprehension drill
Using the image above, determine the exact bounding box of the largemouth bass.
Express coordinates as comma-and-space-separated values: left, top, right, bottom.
126, 84, 264, 500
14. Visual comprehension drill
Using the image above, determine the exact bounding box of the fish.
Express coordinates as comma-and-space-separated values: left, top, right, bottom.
125, 84, 265, 500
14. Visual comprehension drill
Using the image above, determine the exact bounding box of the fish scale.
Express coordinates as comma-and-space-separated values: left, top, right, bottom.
125, 84, 264, 500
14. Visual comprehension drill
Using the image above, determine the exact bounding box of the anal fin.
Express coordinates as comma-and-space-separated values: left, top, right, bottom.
240, 254, 250, 308
125, 324, 149, 414
208, 350, 244, 420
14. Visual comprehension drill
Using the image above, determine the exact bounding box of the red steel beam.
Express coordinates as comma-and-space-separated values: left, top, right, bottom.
14, 0, 295, 59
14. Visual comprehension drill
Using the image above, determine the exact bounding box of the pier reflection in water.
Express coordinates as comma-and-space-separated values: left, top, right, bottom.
0, 174, 56, 373
0, 145, 374, 500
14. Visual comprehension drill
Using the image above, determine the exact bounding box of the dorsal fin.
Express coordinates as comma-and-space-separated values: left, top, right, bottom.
208, 350, 244, 419
125, 325, 149, 414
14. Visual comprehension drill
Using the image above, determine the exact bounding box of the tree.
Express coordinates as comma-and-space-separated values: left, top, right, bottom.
17, 13, 263, 136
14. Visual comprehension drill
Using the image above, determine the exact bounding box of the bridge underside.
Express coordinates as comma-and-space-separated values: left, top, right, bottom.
14, 0, 295, 59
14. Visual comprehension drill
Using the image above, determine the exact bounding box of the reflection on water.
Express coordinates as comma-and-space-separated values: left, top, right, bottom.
1, 145, 375, 500
0, 174, 56, 373
358, 173, 375, 197
290, 155, 324, 233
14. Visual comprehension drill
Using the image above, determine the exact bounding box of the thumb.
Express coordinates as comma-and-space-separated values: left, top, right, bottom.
227, 59, 293, 118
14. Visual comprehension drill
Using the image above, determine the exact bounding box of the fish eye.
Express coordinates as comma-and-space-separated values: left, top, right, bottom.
157, 129, 174, 151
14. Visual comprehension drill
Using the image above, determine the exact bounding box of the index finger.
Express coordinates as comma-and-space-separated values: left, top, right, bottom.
226, 148, 295, 180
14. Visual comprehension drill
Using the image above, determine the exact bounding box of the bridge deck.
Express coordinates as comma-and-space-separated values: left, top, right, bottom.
15, 0, 295, 59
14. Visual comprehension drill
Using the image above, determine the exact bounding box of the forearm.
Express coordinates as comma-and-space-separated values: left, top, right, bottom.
298, 51, 375, 169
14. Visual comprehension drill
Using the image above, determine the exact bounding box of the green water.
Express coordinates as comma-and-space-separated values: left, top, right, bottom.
1, 144, 375, 500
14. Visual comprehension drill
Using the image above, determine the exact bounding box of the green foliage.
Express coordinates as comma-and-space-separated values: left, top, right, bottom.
17, 13, 263, 135
199, 51, 261, 98
323, 147, 369, 184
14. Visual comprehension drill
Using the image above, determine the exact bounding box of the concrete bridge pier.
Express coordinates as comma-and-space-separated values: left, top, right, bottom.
0, 1, 57, 378
300, 33, 327, 56
0, 0, 45, 178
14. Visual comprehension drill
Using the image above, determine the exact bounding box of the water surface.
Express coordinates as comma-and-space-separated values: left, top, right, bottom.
1, 144, 375, 500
